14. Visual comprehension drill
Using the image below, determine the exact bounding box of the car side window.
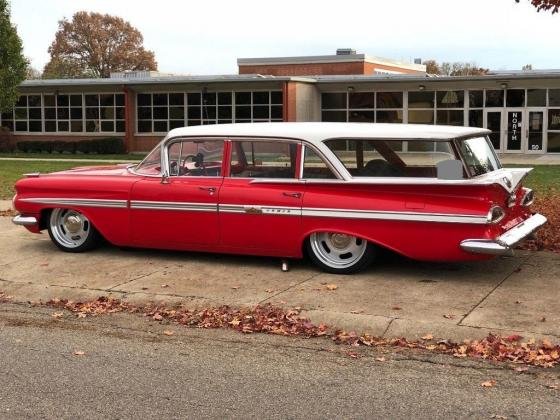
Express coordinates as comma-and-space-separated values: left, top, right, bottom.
302, 147, 337, 179
168, 139, 224, 177
230, 140, 297, 178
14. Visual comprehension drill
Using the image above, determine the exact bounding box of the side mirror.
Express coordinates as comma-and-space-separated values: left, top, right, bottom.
436, 159, 464, 180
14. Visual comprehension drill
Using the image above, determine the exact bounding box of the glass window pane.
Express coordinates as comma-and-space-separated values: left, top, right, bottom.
169, 106, 184, 119
57, 121, 69, 131
408, 110, 434, 124
115, 94, 125, 106
85, 120, 98, 132
137, 107, 152, 119
101, 107, 115, 119
202, 107, 216, 119
153, 120, 167, 132
101, 120, 114, 132
231, 141, 296, 178
29, 121, 41, 132
44, 95, 55, 107
16, 96, 27, 107
188, 106, 201, 119
437, 90, 464, 108
15, 121, 28, 131
349, 92, 374, 109
57, 95, 69, 107
253, 106, 269, 119
169, 93, 184, 106
153, 107, 168, 119
169, 120, 183, 129
115, 107, 125, 119
271, 91, 283, 104
376, 110, 403, 123
436, 110, 464, 126
235, 106, 251, 119
188, 93, 201, 105
527, 89, 546, 106
116, 120, 125, 132
85, 94, 99, 107
218, 106, 232, 119
71, 121, 83, 132
321, 93, 346, 109
100, 94, 114, 106
86, 107, 99, 119
349, 110, 374, 123
271, 106, 283, 119
202, 92, 216, 105
137, 120, 151, 132
217, 92, 232, 105
303, 147, 336, 179
70, 95, 82, 106
14, 108, 27, 119
408, 91, 435, 108
253, 91, 269, 105
29, 108, 41, 119
70, 108, 82, 119
549, 89, 560, 107
485, 90, 504, 107
549, 109, 560, 130
376, 92, 403, 109
547, 132, 560, 153
152, 93, 167, 106
468, 90, 483, 108
235, 92, 251, 105
57, 108, 69, 119
321, 110, 346, 122
28, 95, 41, 107
45, 121, 56, 132
468, 110, 483, 127
506, 89, 525, 107
137, 94, 151, 106
44, 108, 56, 119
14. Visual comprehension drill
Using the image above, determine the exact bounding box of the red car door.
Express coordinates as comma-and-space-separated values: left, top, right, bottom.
129, 139, 225, 250
219, 139, 304, 257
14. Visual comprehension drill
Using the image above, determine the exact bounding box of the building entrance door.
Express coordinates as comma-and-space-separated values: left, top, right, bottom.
526, 109, 546, 154
504, 109, 524, 153
484, 110, 503, 151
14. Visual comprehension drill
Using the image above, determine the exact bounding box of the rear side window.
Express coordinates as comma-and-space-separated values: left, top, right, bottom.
302, 147, 337, 179
230, 140, 297, 178
324, 139, 456, 178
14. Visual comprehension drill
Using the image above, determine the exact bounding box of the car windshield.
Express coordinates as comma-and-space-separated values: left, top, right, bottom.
458, 136, 501, 177
135, 144, 162, 175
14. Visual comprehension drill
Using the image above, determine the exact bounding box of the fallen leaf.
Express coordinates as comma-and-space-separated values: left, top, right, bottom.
481, 380, 496, 387
51, 312, 64, 319
421, 334, 434, 340
505, 334, 523, 342
350, 310, 364, 314
231, 286, 240, 290
347, 351, 359, 358
375, 356, 386, 362
540, 317, 547, 322
73, 351, 85, 356
77, 313, 87, 319
40, 263, 49, 267
546, 384, 558, 390
325, 284, 338, 291
163, 330, 174, 336
515, 300, 522, 304
229, 318, 241, 326
391, 306, 402, 311
514, 367, 529, 372
443, 314, 456, 319
152, 314, 163, 321
265, 289, 274, 293
161, 284, 169, 288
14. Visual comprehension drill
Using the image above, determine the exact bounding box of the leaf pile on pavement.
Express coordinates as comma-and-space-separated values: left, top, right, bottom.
519, 193, 560, 253
38, 295, 560, 368
0, 291, 12, 302
0, 209, 17, 217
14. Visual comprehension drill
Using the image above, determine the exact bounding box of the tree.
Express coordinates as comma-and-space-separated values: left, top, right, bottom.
26, 65, 41, 79
422, 60, 489, 76
516, 0, 560, 13
43, 11, 157, 78
522, 64, 533, 71
0, 0, 27, 113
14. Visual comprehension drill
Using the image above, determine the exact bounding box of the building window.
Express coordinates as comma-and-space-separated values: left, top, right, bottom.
0, 95, 42, 132
549, 89, 560, 107
137, 91, 282, 133
436, 91, 464, 126
527, 89, 546, 107
408, 91, 435, 124
485, 90, 504, 107
506, 89, 525, 107
321, 91, 403, 123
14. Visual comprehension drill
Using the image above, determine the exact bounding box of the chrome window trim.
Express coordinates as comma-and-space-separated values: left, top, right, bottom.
299, 144, 343, 180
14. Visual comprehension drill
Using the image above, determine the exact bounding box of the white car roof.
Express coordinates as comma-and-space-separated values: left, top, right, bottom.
166, 122, 489, 145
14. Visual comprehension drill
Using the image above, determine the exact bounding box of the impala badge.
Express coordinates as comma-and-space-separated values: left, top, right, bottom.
244, 206, 263, 214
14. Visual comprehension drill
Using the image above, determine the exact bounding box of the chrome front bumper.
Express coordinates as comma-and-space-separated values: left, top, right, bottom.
460, 213, 547, 256
12, 215, 38, 227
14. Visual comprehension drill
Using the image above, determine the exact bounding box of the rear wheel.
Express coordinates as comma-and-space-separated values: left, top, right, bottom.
47, 208, 101, 252
306, 232, 376, 274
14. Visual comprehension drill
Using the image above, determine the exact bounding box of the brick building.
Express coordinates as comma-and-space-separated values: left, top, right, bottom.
2, 50, 560, 154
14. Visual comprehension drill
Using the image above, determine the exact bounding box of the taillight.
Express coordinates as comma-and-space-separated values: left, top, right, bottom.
487, 205, 506, 224
521, 188, 534, 206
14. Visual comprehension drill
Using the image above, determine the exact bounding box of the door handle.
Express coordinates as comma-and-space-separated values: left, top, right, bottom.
283, 192, 301, 198
199, 186, 217, 193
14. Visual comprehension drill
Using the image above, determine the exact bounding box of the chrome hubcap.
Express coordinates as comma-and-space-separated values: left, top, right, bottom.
309, 232, 367, 269
50, 208, 90, 248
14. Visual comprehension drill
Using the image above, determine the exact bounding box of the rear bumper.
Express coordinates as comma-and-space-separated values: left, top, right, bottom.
12, 215, 38, 227
460, 213, 547, 256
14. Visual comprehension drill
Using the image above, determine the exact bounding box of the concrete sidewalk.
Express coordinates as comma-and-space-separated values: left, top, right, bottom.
0, 216, 558, 343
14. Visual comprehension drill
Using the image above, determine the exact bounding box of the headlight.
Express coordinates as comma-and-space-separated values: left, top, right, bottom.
487, 205, 506, 224
521, 188, 534, 206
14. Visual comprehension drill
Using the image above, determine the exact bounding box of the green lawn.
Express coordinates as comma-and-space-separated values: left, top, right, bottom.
0, 152, 144, 161
1, 161, 558, 200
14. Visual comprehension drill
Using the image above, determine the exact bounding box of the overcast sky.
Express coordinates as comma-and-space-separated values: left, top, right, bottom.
9, 0, 560, 75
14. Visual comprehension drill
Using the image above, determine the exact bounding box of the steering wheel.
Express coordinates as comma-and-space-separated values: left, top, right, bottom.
182, 153, 207, 175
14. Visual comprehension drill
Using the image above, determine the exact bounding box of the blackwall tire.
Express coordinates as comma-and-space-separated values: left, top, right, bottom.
47, 208, 101, 253
306, 232, 376, 274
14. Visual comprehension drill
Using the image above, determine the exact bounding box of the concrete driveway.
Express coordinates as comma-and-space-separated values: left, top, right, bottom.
1, 216, 559, 342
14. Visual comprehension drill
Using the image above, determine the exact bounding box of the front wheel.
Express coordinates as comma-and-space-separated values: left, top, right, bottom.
306, 232, 376, 274
47, 208, 101, 252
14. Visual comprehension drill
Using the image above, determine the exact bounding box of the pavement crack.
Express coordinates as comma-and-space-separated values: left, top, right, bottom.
381, 318, 396, 338
257, 272, 321, 305
107, 270, 160, 291
458, 255, 531, 326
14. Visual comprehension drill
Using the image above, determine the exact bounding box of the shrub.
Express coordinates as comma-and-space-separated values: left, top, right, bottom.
16, 137, 124, 154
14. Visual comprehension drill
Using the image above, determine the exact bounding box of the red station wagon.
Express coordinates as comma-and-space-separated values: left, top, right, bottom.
12, 123, 546, 274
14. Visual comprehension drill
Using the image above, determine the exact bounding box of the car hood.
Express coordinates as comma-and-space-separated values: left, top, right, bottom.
47, 163, 135, 177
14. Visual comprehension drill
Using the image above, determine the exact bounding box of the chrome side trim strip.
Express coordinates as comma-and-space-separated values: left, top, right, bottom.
20, 197, 127, 208
219, 204, 300, 216
301, 207, 488, 224
130, 200, 217, 212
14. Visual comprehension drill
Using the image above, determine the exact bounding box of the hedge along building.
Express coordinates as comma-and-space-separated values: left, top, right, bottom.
2, 50, 560, 154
